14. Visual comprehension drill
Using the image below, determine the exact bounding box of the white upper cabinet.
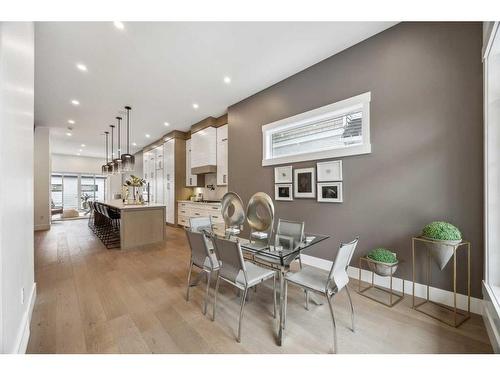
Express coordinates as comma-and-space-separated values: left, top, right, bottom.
217, 124, 228, 185
163, 139, 175, 224
185, 138, 197, 187
191, 126, 217, 172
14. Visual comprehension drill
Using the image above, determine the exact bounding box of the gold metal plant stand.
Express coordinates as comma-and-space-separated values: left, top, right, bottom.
357, 257, 404, 307
411, 237, 471, 328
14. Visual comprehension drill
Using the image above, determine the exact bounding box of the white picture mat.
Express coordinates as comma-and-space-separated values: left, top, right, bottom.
294, 167, 316, 198
274, 165, 293, 183
317, 160, 342, 181
275, 183, 293, 201
317, 182, 343, 202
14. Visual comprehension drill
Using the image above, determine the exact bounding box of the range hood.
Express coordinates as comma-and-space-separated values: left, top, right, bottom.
192, 165, 217, 174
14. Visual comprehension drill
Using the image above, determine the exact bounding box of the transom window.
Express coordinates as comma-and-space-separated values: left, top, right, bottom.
262, 92, 371, 166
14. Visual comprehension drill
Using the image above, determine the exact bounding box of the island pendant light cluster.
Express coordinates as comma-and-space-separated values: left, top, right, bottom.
101, 106, 135, 175
101, 131, 110, 174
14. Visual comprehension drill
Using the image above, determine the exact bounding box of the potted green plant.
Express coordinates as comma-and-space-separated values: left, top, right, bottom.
366, 248, 398, 276
421, 221, 462, 270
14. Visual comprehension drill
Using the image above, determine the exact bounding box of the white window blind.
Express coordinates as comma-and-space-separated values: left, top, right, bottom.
262, 92, 371, 166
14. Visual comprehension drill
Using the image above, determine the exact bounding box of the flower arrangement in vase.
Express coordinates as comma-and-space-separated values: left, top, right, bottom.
124, 175, 146, 204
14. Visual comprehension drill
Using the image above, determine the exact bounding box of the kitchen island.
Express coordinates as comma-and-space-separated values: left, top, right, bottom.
98, 200, 166, 250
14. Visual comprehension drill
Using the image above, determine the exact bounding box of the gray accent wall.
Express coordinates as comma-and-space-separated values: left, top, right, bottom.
228, 22, 484, 297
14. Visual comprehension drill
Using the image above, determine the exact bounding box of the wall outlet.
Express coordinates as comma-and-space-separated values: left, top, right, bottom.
21, 287, 25, 304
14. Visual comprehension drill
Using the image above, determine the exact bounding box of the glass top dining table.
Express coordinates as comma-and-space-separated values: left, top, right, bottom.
238, 232, 330, 346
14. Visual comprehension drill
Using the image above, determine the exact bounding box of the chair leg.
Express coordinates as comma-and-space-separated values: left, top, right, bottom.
326, 294, 338, 354
345, 286, 355, 332
304, 290, 309, 310
186, 261, 193, 302
273, 274, 277, 319
203, 271, 211, 315
283, 279, 288, 330
237, 287, 248, 343
212, 276, 220, 321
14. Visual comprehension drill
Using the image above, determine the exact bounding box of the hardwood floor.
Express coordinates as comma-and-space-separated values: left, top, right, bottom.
28, 219, 493, 354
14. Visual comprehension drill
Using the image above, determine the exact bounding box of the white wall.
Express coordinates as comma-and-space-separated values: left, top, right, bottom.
0, 22, 35, 353
34, 127, 51, 231
52, 153, 103, 174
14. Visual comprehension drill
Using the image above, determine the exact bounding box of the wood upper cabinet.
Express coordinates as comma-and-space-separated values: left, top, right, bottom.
217, 124, 228, 186
191, 126, 217, 170
185, 138, 198, 187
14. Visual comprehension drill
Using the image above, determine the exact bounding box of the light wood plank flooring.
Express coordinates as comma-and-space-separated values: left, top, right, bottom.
28, 220, 493, 354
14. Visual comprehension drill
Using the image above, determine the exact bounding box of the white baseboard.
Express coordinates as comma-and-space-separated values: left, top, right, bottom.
301, 254, 483, 315
34, 224, 50, 231
13, 283, 36, 354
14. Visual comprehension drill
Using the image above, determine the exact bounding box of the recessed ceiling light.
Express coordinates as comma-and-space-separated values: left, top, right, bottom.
132, 142, 137, 146
71, 99, 80, 106
145, 134, 150, 138
164, 122, 170, 127
76, 63, 87, 72
77, 153, 81, 156
223, 76, 231, 84
68, 119, 75, 124
114, 21, 125, 30
192, 103, 199, 110
66, 132, 72, 136
81, 144, 86, 147
78, 149, 82, 152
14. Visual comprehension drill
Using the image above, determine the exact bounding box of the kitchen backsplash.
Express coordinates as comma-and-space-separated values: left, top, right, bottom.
193, 173, 227, 201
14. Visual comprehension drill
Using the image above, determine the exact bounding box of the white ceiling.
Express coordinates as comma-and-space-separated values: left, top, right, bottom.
35, 22, 397, 158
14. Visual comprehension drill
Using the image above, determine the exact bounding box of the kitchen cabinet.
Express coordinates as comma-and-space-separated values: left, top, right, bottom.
154, 146, 164, 205
191, 126, 217, 173
216, 124, 228, 185
163, 139, 175, 224
177, 201, 225, 236
185, 138, 198, 187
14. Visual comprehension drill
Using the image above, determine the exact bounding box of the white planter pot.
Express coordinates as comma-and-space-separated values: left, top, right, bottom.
367, 259, 398, 277
422, 237, 461, 271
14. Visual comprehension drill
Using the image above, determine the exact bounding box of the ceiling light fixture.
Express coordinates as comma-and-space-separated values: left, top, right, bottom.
108, 125, 116, 174
81, 144, 86, 147
77, 153, 81, 156
79, 149, 82, 152
145, 134, 150, 138
114, 21, 125, 30
71, 99, 80, 106
113, 116, 123, 174
164, 122, 169, 127
101, 131, 111, 175
66, 132, 72, 136
192, 103, 199, 109
68, 119, 75, 124
132, 142, 137, 146
223, 76, 231, 84
121, 106, 135, 172
76, 63, 87, 72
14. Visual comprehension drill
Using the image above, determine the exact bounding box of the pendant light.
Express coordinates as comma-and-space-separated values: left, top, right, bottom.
101, 131, 111, 174
112, 116, 123, 174
121, 105, 135, 171
107, 125, 116, 174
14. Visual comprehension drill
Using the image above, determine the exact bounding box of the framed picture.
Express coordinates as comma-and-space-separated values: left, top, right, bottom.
294, 167, 316, 198
275, 183, 293, 201
317, 160, 342, 181
317, 182, 343, 203
274, 166, 293, 183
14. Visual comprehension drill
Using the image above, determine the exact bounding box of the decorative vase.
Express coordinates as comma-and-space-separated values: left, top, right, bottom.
367, 258, 398, 277
423, 237, 461, 270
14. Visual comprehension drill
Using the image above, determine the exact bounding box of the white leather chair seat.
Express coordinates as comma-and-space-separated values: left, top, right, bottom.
235, 261, 275, 287
285, 266, 336, 293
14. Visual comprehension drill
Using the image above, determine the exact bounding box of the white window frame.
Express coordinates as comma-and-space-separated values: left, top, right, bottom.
262, 92, 371, 166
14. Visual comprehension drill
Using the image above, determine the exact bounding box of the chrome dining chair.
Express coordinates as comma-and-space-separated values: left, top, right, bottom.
254, 219, 305, 269
284, 237, 359, 353
185, 228, 220, 315
189, 216, 214, 249
211, 236, 277, 343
